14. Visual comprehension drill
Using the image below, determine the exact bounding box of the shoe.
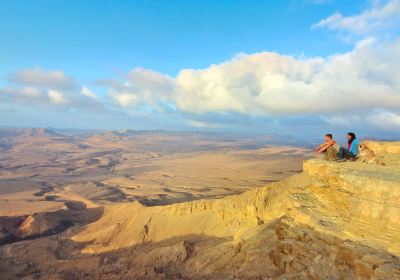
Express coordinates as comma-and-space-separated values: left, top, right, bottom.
336, 158, 347, 162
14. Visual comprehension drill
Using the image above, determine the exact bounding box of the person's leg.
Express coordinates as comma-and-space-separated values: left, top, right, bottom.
338, 147, 345, 159
338, 147, 355, 159
326, 146, 338, 161
343, 149, 355, 159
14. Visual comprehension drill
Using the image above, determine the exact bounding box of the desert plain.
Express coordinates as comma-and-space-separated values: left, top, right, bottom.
0, 128, 308, 238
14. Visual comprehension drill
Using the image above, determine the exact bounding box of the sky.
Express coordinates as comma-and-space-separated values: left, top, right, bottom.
1, 0, 400, 139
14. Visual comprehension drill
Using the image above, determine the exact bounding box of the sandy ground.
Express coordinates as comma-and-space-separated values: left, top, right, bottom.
0, 128, 310, 215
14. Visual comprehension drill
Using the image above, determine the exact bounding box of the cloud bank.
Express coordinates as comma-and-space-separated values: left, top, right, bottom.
105, 39, 400, 129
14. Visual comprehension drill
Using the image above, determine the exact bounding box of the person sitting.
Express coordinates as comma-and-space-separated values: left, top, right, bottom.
314, 134, 339, 161
337, 132, 359, 161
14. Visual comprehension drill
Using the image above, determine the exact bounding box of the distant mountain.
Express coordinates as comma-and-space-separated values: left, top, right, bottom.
0, 128, 25, 138
0, 127, 312, 148
0, 127, 65, 138
19, 128, 63, 138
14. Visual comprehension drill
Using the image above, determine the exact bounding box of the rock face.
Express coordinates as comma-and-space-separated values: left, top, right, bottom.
362, 141, 400, 154
0, 202, 102, 245
1, 141, 400, 279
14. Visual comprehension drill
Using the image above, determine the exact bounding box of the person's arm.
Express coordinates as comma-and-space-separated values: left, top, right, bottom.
315, 143, 327, 153
316, 141, 334, 154
314, 144, 322, 152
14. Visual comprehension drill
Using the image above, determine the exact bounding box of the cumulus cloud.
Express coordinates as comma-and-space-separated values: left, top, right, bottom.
8, 68, 77, 91
112, 92, 140, 107
106, 39, 400, 131
312, 0, 400, 33
104, 68, 176, 112
48, 90, 67, 104
81, 86, 98, 100
0, 68, 103, 111
103, 0, 400, 133
368, 111, 400, 129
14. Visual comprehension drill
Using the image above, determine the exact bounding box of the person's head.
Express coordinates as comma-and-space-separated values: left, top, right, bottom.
325, 133, 333, 142
347, 132, 356, 144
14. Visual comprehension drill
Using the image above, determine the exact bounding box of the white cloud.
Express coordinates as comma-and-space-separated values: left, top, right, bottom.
20, 87, 41, 98
106, 68, 176, 112
106, 39, 400, 120
368, 111, 400, 129
312, 0, 400, 33
188, 120, 225, 129
48, 90, 67, 104
0, 68, 104, 111
8, 68, 77, 91
81, 86, 97, 99
110, 91, 140, 107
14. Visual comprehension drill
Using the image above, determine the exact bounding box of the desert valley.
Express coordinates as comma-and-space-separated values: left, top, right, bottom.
0, 127, 308, 216
0, 128, 399, 279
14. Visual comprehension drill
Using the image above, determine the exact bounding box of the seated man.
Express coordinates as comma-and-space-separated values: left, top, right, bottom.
314, 134, 339, 161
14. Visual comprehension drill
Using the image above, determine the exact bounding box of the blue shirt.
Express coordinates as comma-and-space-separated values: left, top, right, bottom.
349, 139, 359, 156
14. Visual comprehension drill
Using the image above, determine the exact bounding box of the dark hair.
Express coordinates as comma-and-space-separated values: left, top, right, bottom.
325, 133, 333, 139
347, 132, 356, 145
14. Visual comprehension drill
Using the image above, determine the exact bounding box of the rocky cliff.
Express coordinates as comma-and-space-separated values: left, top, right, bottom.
1, 141, 399, 279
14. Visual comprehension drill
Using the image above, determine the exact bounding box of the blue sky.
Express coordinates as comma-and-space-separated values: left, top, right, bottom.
1, 0, 400, 139
0, 0, 363, 77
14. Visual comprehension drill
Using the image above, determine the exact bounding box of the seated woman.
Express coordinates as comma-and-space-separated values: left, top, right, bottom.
337, 132, 359, 161
314, 134, 339, 161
